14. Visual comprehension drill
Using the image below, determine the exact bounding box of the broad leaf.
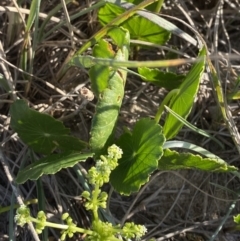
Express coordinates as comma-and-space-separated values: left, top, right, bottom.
102, 0, 197, 47
15, 152, 92, 184
110, 118, 165, 195
10, 100, 86, 154
159, 149, 237, 172
138, 67, 185, 90
163, 47, 206, 139
98, 3, 170, 45
163, 140, 223, 160
89, 27, 129, 156
108, 26, 130, 47
89, 39, 115, 95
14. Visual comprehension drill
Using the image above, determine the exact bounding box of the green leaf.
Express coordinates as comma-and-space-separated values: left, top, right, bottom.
89, 39, 115, 95
15, 152, 92, 184
104, 0, 197, 46
10, 100, 86, 154
164, 106, 224, 149
25, 0, 39, 32
98, 3, 170, 45
0, 74, 11, 92
159, 149, 237, 172
122, 15, 170, 45
107, 26, 130, 47
138, 67, 185, 90
163, 46, 206, 139
110, 118, 165, 195
90, 73, 125, 155
89, 27, 130, 156
234, 214, 240, 224
163, 140, 222, 160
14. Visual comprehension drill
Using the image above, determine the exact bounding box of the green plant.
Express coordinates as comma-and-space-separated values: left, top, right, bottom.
14, 145, 147, 241
7, 0, 239, 240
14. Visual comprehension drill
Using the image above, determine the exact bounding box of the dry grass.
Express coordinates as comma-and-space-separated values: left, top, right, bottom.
0, 0, 240, 240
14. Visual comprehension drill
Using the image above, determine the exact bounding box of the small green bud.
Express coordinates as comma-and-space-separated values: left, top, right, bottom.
36, 221, 45, 234
107, 145, 123, 160
97, 192, 108, 209
86, 145, 122, 187
82, 191, 91, 200
15, 205, 31, 227
87, 163, 110, 187
35, 211, 47, 234
62, 213, 69, 220
37, 211, 46, 222
122, 222, 147, 239
60, 215, 77, 240
60, 231, 66, 241
89, 220, 116, 241
135, 224, 147, 238
36, 228, 43, 234
66, 216, 73, 225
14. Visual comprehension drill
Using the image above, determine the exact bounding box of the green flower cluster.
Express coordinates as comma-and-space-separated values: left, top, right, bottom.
15, 145, 147, 241
15, 205, 32, 226
60, 213, 78, 240
87, 145, 122, 187
84, 219, 147, 241
82, 145, 122, 215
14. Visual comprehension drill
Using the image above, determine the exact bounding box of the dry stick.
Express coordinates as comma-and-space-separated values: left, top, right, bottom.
208, 34, 240, 155
0, 6, 61, 23
0, 5, 85, 39
0, 42, 17, 101
213, 0, 240, 148
143, 184, 186, 240
0, 45, 92, 116
120, 171, 169, 226
184, 173, 211, 222
209, 197, 239, 241
8, 5, 33, 97
60, 0, 75, 49
171, 2, 213, 222
49, 0, 78, 87
11, 0, 27, 28
153, 219, 224, 241
208, 1, 238, 240
58, 86, 94, 121
0, 149, 40, 241
167, 171, 239, 202
175, 0, 196, 29
0, 55, 67, 98
143, 170, 238, 241
219, 1, 233, 85
225, 0, 240, 9
126, 183, 167, 220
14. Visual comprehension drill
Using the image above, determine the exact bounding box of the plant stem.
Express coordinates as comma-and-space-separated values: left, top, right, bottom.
155, 0, 164, 12
92, 184, 100, 220
155, 89, 178, 123
74, 55, 199, 68
0, 199, 38, 214
30, 217, 93, 235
